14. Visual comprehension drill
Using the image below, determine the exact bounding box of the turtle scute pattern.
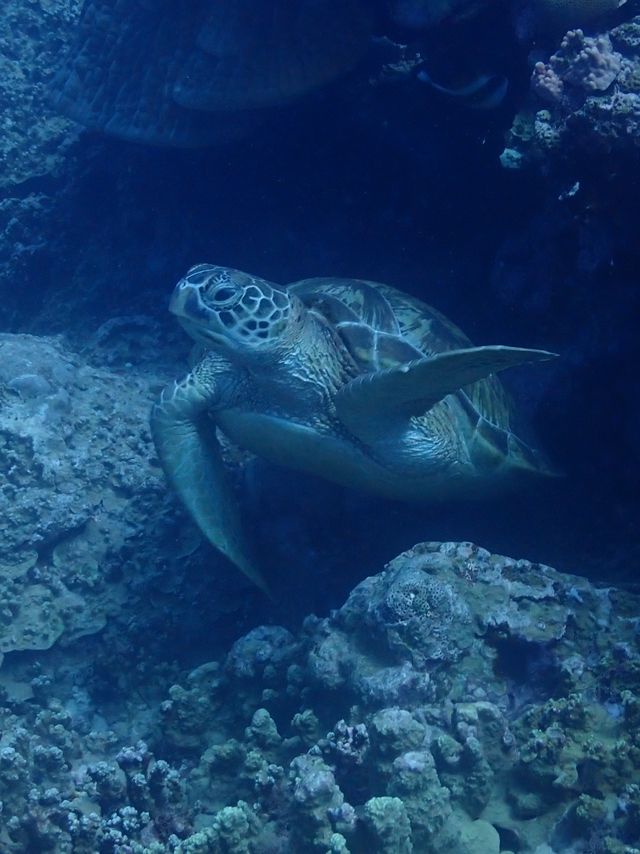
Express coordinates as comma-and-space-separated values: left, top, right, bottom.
290, 276, 517, 434
50, 0, 373, 146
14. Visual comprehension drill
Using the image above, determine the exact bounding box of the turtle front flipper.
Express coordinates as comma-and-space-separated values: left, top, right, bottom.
151, 370, 269, 595
335, 345, 557, 442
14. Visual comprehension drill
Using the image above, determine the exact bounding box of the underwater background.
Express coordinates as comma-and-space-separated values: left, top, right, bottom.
0, 0, 639, 851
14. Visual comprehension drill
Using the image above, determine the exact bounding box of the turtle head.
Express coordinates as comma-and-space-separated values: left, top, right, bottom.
170, 264, 304, 355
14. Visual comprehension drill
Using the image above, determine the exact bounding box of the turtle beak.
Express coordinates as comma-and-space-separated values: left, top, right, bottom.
169, 280, 208, 322
169, 281, 226, 346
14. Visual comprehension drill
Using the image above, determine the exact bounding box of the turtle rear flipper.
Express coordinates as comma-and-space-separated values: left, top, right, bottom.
467, 413, 561, 477
334, 345, 557, 443
151, 373, 269, 595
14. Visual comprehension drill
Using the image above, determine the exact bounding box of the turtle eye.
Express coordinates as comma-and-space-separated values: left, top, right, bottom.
210, 286, 239, 306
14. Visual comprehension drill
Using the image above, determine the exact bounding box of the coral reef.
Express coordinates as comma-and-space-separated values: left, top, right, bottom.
502, 16, 640, 170
0, 4, 638, 851
1, 541, 639, 851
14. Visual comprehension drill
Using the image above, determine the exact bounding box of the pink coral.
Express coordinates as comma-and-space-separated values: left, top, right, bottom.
532, 28, 622, 105
532, 61, 565, 103
556, 29, 622, 90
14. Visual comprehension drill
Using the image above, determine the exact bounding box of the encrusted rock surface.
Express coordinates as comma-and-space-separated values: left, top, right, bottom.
0, 330, 236, 662
0, 0, 82, 188
1, 541, 639, 852
0, 332, 154, 655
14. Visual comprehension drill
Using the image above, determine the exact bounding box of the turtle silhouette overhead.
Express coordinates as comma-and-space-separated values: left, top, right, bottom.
151, 265, 557, 592
50, 0, 373, 147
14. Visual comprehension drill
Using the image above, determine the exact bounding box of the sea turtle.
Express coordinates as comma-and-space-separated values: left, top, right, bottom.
151, 265, 556, 592
50, 0, 373, 146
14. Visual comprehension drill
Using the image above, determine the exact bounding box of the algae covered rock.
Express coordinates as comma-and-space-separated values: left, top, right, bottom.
457, 818, 501, 854
0, 332, 203, 661
0, 0, 82, 188
225, 625, 298, 682
388, 748, 455, 850
306, 540, 615, 709
363, 796, 413, 853
289, 754, 348, 852
368, 708, 427, 758
2, 540, 640, 852
344, 557, 474, 666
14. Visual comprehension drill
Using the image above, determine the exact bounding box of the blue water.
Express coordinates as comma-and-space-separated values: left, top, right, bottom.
1, 2, 639, 852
